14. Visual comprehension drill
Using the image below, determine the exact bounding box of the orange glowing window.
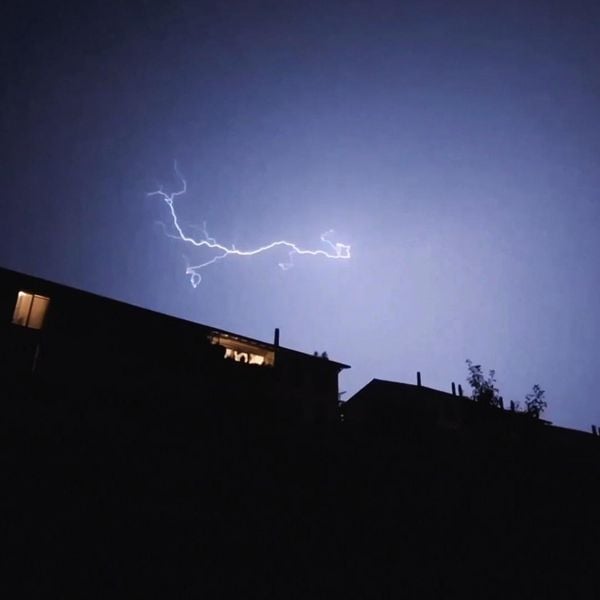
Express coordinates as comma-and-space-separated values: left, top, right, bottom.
12, 292, 50, 330
209, 332, 275, 366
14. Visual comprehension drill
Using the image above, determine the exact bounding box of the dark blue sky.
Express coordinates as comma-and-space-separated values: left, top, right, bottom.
2, 1, 599, 430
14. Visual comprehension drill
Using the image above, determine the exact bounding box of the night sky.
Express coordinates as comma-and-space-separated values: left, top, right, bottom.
2, 1, 599, 431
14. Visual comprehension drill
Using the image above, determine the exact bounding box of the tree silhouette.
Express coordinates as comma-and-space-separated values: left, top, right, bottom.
465, 359, 503, 408
524, 384, 547, 419
466, 360, 549, 418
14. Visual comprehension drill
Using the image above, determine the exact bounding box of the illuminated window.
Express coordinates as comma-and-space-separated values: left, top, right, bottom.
210, 332, 275, 366
12, 292, 50, 330
224, 348, 266, 365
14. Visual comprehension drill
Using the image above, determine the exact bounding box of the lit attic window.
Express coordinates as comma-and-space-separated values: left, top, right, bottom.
209, 332, 275, 366
12, 292, 50, 330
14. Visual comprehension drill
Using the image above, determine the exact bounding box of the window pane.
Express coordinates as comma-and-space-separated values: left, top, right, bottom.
12, 292, 33, 326
28, 295, 50, 329
210, 332, 275, 366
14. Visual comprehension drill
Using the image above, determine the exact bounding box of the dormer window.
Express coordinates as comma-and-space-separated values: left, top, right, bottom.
209, 331, 275, 366
12, 291, 50, 330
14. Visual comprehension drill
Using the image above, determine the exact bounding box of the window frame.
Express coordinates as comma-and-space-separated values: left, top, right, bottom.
12, 291, 51, 330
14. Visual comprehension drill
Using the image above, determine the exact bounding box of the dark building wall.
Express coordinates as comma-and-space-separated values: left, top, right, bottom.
3, 273, 600, 597
343, 378, 599, 453
0, 267, 347, 424
343, 379, 472, 433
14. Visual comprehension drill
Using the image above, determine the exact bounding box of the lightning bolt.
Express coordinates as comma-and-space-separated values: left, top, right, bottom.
149, 164, 351, 287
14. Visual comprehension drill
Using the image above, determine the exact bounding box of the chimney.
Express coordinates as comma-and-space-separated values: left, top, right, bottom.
417, 371, 422, 387
593, 425, 598, 436
458, 384, 463, 397
451, 382, 456, 396
510, 401, 515, 412
273, 328, 280, 348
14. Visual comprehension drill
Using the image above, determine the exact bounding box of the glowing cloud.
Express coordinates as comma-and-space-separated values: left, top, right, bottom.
149, 165, 351, 287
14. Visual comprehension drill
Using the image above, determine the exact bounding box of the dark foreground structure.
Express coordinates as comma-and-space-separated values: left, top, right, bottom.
1, 267, 599, 598
0, 266, 348, 426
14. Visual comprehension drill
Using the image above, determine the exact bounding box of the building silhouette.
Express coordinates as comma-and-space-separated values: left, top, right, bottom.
1, 266, 348, 427
343, 377, 598, 448
1, 265, 599, 598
